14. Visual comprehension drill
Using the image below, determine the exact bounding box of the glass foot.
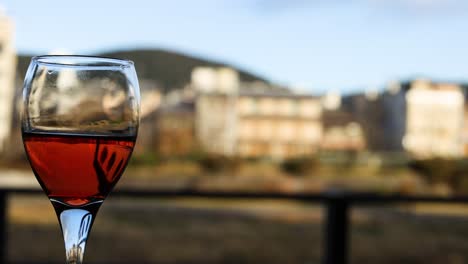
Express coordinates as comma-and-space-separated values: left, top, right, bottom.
51, 200, 103, 264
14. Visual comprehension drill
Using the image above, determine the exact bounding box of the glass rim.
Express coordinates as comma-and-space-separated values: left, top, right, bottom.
31, 55, 134, 68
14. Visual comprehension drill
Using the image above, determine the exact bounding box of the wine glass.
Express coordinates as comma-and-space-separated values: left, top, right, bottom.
21, 55, 140, 264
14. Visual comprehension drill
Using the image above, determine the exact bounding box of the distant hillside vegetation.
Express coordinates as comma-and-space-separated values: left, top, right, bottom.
16, 49, 269, 91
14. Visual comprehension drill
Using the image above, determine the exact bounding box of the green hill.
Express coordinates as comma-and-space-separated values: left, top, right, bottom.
16, 49, 269, 91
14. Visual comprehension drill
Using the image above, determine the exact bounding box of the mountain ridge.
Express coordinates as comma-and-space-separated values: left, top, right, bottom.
16, 49, 270, 92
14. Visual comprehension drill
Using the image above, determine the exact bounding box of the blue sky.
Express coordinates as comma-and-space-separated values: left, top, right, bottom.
2, 0, 468, 94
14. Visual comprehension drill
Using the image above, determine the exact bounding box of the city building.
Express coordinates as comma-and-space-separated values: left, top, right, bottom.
320, 91, 365, 151
380, 81, 407, 152
132, 80, 162, 155
236, 91, 322, 159
341, 92, 385, 151
193, 67, 323, 159
321, 109, 365, 152
152, 67, 468, 160
155, 101, 195, 156
193, 67, 239, 156
338, 81, 408, 153
403, 79, 464, 158
463, 102, 468, 156
0, 11, 16, 154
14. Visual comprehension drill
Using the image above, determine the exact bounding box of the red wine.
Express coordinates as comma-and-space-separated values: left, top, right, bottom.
23, 132, 135, 206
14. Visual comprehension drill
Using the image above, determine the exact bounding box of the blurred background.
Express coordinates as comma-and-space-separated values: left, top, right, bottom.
2, 0, 468, 263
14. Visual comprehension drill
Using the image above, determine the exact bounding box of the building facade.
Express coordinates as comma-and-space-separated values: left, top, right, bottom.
236, 93, 322, 159
193, 67, 322, 159
0, 11, 16, 153
160, 72, 468, 159
321, 110, 365, 151
155, 101, 195, 156
193, 67, 239, 156
403, 80, 464, 158
380, 82, 407, 152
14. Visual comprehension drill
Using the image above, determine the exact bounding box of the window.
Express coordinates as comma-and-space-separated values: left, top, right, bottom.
238, 97, 258, 115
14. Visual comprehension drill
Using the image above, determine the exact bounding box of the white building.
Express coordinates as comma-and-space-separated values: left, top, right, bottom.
192, 67, 323, 159
0, 10, 16, 153
193, 67, 239, 156
403, 79, 464, 158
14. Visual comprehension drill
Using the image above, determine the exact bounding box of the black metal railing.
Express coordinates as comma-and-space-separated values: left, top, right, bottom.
2, 187, 468, 264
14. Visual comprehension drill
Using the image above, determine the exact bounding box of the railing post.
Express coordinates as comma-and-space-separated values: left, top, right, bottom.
0, 191, 7, 264
323, 194, 349, 264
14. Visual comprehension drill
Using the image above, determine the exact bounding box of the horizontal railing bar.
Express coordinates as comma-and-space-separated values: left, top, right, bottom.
2, 187, 468, 204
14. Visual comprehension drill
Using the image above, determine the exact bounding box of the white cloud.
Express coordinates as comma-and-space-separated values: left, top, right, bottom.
245, 0, 468, 17
251, 0, 316, 12
366, 0, 465, 13
250, 0, 465, 13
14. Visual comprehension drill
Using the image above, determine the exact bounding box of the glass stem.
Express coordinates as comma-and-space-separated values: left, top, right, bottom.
52, 200, 102, 264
